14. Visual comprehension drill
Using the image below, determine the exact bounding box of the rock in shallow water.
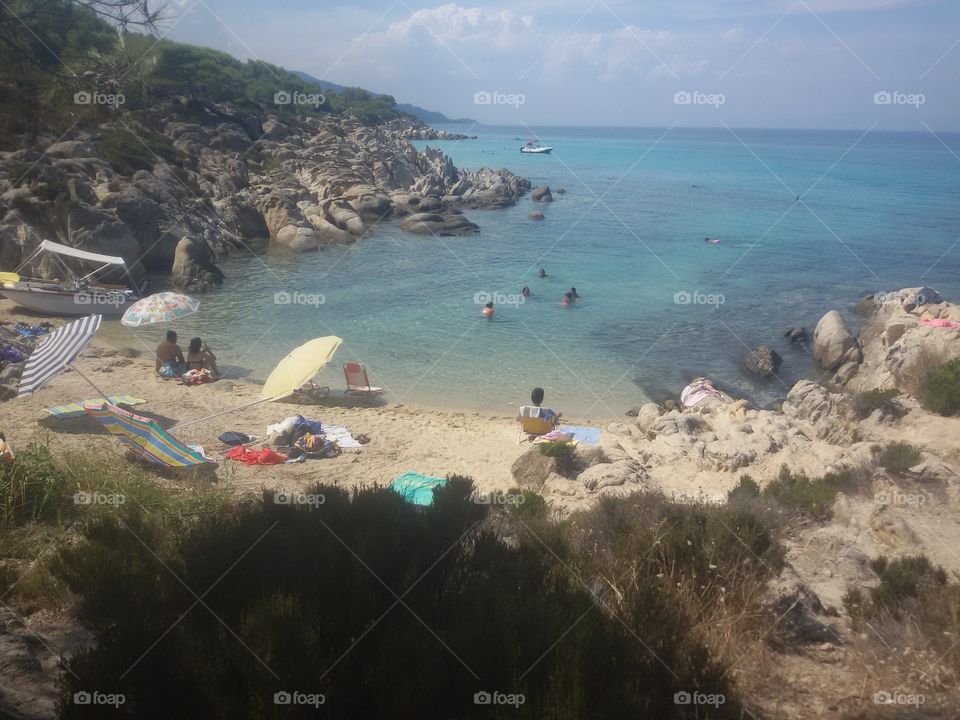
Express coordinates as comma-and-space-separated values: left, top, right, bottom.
743, 345, 783, 377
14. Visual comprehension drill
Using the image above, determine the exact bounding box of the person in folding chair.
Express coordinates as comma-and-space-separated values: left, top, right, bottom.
517, 387, 561, 443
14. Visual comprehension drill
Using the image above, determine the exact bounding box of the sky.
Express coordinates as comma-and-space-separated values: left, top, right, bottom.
163, 0, 960, 131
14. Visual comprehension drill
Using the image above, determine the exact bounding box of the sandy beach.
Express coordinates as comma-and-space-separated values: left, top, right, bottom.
0, 300, 563, 498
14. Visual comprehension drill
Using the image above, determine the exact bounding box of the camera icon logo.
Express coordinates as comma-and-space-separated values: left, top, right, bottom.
673, 290, 692, 305
473, 691, 492, 705
274, 291, 292, 304
74, 491, 92, 505
73, 691, 92, 705
473, 91, 492, 105
74, 91, 92, 105
274, 491, 292, 505
274, 691, 292, 705
674, 91, 692, 105
273, 91, 292, 105
674, 691, 692, 704
873, 91, 892, 105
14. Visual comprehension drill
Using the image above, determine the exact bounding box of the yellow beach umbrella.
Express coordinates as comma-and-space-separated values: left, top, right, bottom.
260, 336, 343, 400
170, 336, 343, 432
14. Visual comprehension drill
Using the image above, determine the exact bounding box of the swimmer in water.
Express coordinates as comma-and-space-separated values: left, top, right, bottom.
537, 268, 547, 278
568, 287, 580, 300
482, 301, 494, 317
561, 291, 574, 306
521, 286, 532, 298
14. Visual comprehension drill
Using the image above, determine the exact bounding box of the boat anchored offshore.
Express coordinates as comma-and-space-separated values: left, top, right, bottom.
520, 139, 553, 154
0, 240, 143, 316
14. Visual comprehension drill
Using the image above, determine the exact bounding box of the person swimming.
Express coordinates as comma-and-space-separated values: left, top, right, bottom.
521, 286, 532, 298
561, 291, 574, 306
568, 287, 580, 300
704, 237, 720, 244
482, 301, 494, 317
537, 268, 547, 278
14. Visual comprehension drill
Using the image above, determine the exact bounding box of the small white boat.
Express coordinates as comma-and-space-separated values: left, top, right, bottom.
1, 240, 142, 316
520, 140, 553, 154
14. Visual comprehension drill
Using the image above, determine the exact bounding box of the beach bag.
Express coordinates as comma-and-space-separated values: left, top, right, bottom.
218, 431, 250, 446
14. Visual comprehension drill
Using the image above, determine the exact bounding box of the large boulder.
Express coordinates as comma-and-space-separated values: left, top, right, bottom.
812, 310, 862, 372
399, 212, 479, 236
782, 380, 858, 445
577, 459, 646, 491
743, 345, 782, 377
170, 235, 224, 289
531, 186, 553, 203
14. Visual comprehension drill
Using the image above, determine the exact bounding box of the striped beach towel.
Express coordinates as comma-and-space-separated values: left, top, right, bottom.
83, 402, 209, 467
45, 395, 147, 419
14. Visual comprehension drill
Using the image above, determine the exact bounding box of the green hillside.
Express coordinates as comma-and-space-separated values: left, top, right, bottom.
0, 0, 398, 147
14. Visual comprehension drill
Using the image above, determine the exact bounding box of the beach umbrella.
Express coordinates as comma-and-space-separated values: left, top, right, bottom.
260, 336, 343, 400
84, 402, 209, 467
169, 336, 343, 431
18, 314, 108, 398
121, 292, 200, 327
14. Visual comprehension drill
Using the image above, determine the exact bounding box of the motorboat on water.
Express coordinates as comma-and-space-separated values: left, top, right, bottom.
520, 139, 553, 154
0, 240, 143, 316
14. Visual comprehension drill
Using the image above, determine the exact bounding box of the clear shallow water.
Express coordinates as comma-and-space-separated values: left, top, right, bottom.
109, 126, 960, 417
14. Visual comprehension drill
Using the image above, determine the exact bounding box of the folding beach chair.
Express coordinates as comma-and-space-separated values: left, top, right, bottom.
517, 406, 559, 444
343, 363, 383, 398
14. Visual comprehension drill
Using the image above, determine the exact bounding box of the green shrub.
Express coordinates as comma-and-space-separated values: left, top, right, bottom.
846, 554, 950, 622
0, 443, 70, 534
853, 388, 905, 420
761, 465, 859, 521
878, 442, 922, 475
52, 480, 749, 719
538, 440, 577, 476
727, 475, 760, 502
96, 128, 176, 175
920, 358, 960, 416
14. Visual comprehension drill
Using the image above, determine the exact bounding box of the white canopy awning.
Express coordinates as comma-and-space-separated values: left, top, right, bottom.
38, 240, 126, 266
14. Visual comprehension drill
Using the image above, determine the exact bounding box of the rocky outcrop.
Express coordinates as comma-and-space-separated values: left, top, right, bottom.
844, 287, 960, 393
0, 105, 529, 286
170, 235, 224, 290
782, 380, 859, 445
744, 345, 782, 378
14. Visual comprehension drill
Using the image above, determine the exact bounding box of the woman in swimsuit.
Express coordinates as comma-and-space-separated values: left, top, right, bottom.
186, 337, 220, 377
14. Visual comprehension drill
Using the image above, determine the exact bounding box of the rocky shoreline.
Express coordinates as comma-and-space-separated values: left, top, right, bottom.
0, 105, 523, 290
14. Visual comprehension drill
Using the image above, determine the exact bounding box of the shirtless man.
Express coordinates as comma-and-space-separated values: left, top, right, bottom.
155, 330, 186, 377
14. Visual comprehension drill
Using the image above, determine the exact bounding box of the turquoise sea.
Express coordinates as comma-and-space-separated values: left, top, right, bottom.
112, 126, 960, 417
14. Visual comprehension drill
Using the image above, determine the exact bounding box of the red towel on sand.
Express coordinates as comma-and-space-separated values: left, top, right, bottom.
225, 446, 287, 465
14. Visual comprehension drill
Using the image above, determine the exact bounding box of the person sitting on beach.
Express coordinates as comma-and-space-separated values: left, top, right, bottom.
537, 268, 547, 278
155, 330, 187, 378
521, 286, 532, 298
568, 287, 580, 300
530, 386, 561, 421
186, 337, 220, 377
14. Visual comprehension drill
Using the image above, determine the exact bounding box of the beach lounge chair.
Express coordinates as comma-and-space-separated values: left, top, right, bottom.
344, 363, 383, 397
517, 405, 559, 443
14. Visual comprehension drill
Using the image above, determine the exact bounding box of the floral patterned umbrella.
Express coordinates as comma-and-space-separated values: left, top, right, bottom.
121, 292, 200, 327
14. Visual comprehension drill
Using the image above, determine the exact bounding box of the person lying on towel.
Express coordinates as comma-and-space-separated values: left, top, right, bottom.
156, 330, 187, 378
